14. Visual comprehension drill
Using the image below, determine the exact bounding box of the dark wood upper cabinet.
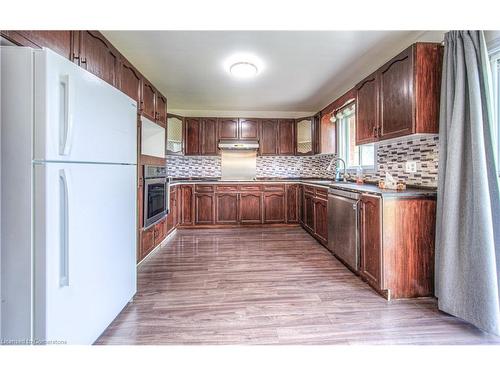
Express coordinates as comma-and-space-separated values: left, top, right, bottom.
238, 119, 260, 140
216, 193, 239, 224
278, 119, 295, 155
239, 193, 262, 224
185, 118, 201, 155
360, 195, 382, 289
155, 94, 167, 127
263, 192, 285, 223
355, 43, 442, 145
218, 118, 239, 140
1, 31, 74, 60
379, 47, 414, 139
195, 193, 215, 224
141, 79, 156, 121
260, 119, 278, 155
77, 31, 119, 87
200, 118, 218, 155
119, 58, 141, 104
356, 72, 379, 145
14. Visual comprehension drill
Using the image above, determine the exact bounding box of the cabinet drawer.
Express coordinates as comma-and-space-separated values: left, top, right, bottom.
216, 185, 239, 192
303, 185, 315, 194
263, 184, 285, 191
195, 184, 215, 193
315, 188, 328, 199
239, 184, 262, 191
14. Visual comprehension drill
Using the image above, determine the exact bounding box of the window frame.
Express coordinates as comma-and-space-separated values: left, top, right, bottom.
489, 39, 500, 177
334, 103, 377, 172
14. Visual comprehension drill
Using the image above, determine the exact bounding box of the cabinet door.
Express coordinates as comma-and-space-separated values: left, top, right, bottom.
286, 184, 299, 223
155, 94, 167, 127
119, 58, 141, 104
379, 46, 414, 140
304, 193, 315, 231
166, 186, 177, 232
141, 80, 156, 121
200, 118, 218, 155
78, 31, 119, 87
356, 72, 379, 145
263, 192, 285, 223
298, 185, 305, 224
218, 118, 239, 140
154, 218, 167, 246
313, 198, 328, 242
260, 119, 278, 155
239, 118, 259, 140
141, 226, 155, 260
180, 185, 194, 225
360, 195, 382, 288
239, 193, 262, 224
216, 193, 239, 224
278, 119, 295, 155
185, 118, 201, 155
3, 30, 74, 60
195, 193, 215, 224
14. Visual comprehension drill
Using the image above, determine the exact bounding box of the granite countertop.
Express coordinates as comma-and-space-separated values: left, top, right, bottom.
169, 178, 436, 198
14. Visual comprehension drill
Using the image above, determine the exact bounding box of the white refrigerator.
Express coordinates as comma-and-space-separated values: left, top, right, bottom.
1, 47, 137, 344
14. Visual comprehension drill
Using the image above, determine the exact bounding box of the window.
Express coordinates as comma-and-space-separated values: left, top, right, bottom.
335, 104, 375, 170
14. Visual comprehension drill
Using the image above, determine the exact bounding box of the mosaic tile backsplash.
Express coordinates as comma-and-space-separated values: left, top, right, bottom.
166, 134, 439, 187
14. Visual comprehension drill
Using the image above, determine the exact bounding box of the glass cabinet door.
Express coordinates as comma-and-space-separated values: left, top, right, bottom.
167, 115, 184, 154
296, 117, 313, 155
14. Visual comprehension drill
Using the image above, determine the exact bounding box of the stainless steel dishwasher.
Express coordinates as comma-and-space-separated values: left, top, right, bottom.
327, 188, 361, 271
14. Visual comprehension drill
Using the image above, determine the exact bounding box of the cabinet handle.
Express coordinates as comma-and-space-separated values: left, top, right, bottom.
377, 127, 382, 137
80, 57, 87, 66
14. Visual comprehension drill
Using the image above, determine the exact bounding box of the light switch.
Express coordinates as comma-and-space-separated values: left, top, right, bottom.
405, 161, 417, 173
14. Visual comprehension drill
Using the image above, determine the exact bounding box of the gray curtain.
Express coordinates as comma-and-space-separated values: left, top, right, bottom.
436, 30, 500, 335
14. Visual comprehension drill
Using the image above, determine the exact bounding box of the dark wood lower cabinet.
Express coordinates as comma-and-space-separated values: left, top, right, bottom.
263, 192, 285, 223
239, 193, 262, 223
180, 185, 194, 225
304, 193, 315, 231
140, 226, 155, 260
360, 195, 382, 289
313, 197, 328, 242
216, 193, 239, 224
195, 193, 215, 224
358, 194, 436, 300
286, 184, 299, 223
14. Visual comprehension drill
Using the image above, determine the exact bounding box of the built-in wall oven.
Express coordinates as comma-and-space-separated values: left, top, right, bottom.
143, 165, 169, 228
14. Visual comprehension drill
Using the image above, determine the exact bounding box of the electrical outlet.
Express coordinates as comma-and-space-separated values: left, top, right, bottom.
405, 161, 417, 173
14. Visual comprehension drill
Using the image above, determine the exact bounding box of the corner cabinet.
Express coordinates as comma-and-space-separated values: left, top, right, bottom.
355, 43, 443, 145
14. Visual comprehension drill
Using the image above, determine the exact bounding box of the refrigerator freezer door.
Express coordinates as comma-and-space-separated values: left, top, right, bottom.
33, 162, 137, 344
33, 49, 137, 164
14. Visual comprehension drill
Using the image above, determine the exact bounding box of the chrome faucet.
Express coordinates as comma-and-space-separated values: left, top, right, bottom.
327, 156, 348, 182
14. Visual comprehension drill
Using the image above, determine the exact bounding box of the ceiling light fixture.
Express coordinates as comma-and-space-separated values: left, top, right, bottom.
229, 62, 258, 78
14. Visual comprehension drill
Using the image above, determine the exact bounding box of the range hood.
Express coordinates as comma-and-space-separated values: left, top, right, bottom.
218, 140, 259, 150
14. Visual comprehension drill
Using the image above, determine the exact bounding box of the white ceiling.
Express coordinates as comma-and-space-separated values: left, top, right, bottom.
103, 31, 442, 116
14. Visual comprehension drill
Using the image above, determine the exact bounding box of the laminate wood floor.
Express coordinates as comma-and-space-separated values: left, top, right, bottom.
96, 227, 500, 345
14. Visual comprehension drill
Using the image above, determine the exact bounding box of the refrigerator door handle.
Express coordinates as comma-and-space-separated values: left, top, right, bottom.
59, 169, 70, 287
59, 74, 74, 156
